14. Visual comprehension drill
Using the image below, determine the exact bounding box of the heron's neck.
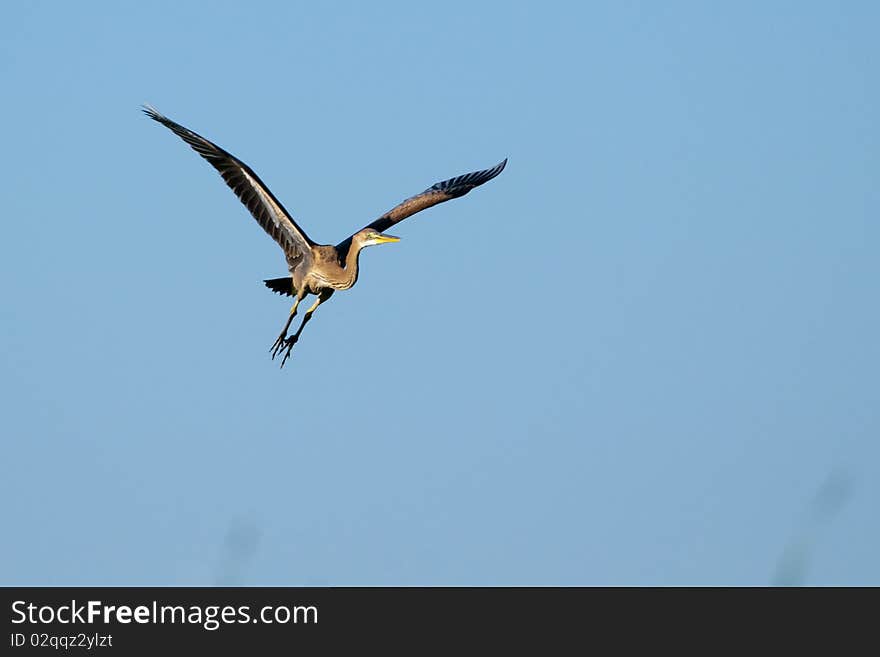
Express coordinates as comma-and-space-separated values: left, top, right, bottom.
338, 241, 364, 289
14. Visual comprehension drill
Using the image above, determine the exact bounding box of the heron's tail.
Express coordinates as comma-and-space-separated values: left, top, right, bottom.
263, 277, 293, 296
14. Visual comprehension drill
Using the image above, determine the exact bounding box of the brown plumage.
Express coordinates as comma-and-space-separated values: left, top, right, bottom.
143, 105, 507, 367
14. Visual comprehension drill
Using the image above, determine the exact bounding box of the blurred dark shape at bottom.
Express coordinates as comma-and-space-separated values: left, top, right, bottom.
772, 470, 853, 586
214, 518, 262, 586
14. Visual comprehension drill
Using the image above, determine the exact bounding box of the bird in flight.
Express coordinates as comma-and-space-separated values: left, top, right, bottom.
143, 105, 507, 367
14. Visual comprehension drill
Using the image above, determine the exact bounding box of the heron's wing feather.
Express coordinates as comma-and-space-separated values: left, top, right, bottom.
143, 105, 315, 255
336, 159, 507, 252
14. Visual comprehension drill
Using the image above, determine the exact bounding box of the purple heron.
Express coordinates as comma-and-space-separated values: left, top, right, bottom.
143, 105, 506, 367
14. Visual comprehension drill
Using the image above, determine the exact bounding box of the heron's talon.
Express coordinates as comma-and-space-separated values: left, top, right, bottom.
270, 334, 287, 359
274, 335, 299, 368
279, 337, 297, 368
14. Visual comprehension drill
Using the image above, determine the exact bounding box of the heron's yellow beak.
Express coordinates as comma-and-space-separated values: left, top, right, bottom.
375, 234, 401, 244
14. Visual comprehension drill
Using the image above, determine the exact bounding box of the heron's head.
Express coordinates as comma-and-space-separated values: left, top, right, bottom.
357, 229, 401, 248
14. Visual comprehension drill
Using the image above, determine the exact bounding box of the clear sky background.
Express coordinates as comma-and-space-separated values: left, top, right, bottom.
1, 1, 877, 585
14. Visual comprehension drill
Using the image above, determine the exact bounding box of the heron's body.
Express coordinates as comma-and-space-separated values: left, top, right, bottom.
143, 105, 506, 366
293, 244, 360, 294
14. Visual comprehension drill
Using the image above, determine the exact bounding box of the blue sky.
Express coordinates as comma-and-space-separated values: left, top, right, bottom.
1, 1, 877, 585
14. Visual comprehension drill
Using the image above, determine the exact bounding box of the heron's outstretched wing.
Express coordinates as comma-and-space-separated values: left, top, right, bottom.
143, 105, 315, 256
336, 159, 507, 252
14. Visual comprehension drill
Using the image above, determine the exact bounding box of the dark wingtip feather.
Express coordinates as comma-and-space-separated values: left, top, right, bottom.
482, 157, 508, 182
429, 157, 509, 196
141, 103, 162, 120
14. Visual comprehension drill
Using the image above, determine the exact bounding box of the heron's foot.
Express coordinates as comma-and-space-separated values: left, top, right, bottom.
270, 333, 288, 360
278, 335, 299, 368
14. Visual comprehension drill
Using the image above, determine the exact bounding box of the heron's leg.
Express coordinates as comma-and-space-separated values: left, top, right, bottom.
279, 291, 332, 368
270, 297, 301, 359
